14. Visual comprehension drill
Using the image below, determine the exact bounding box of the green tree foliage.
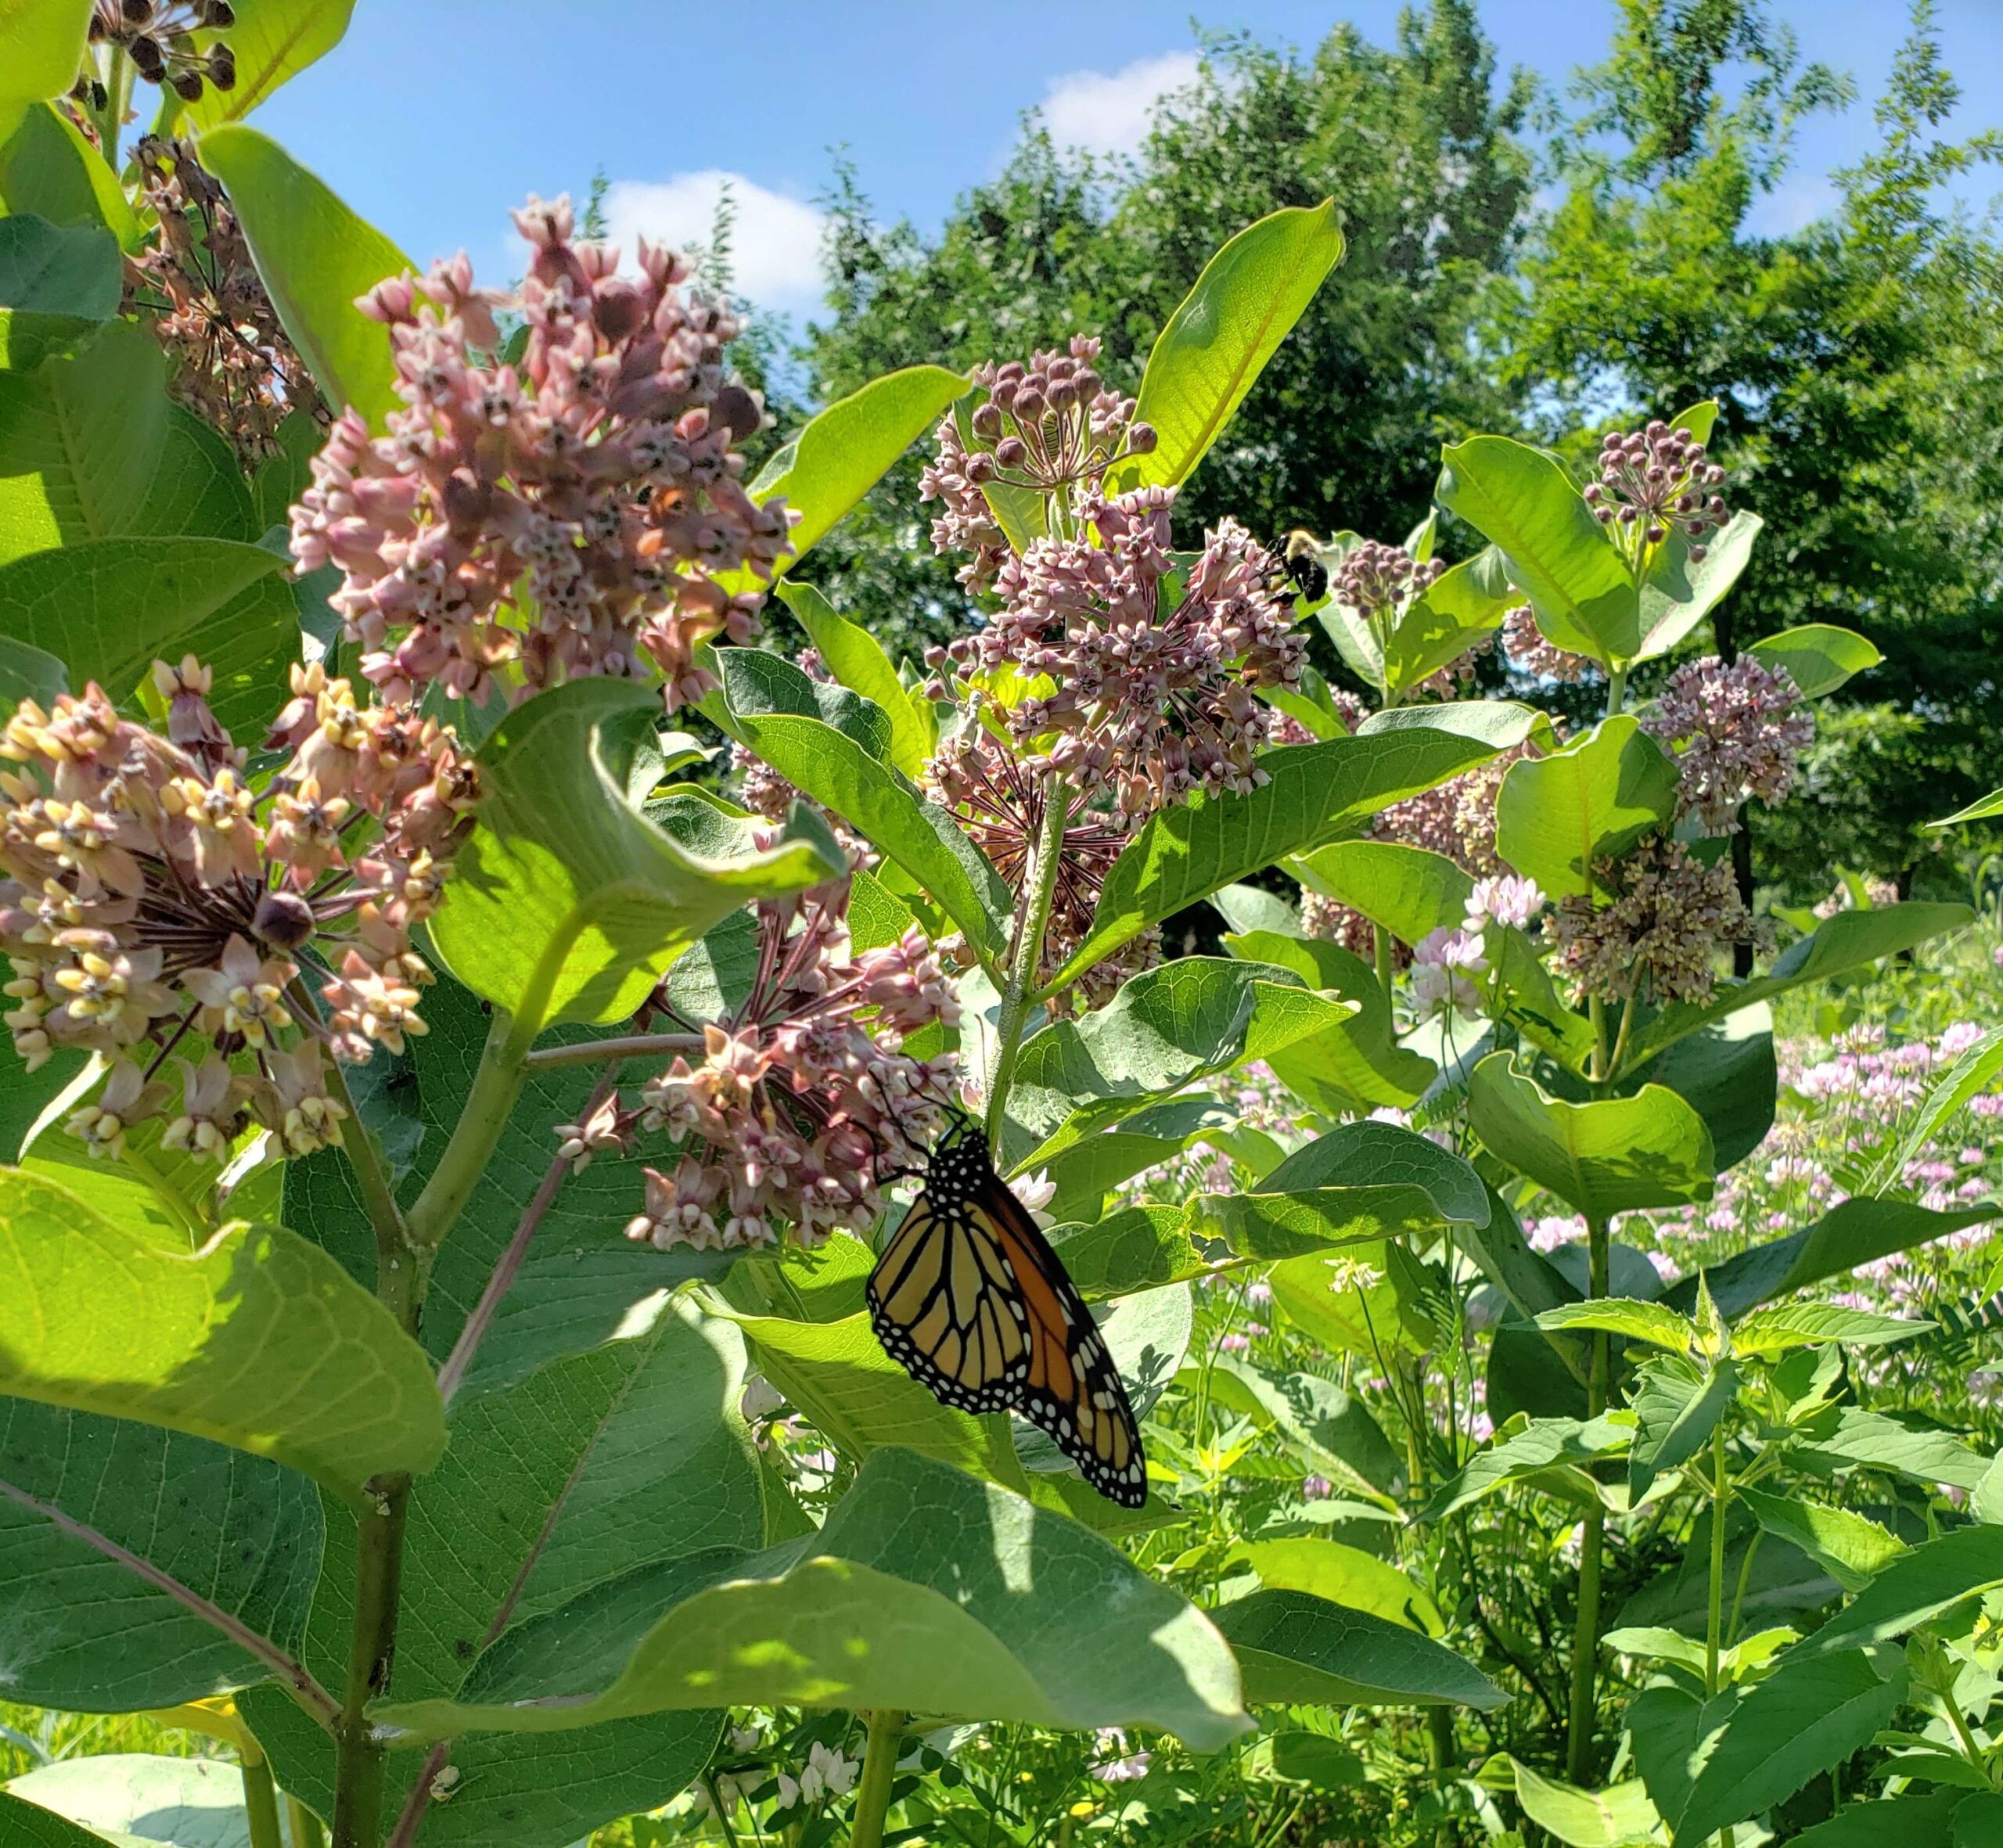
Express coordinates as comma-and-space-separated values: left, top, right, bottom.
798, 1, 1534, 660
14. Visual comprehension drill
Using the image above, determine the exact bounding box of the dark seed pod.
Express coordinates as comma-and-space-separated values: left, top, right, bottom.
128, 32, 165, 77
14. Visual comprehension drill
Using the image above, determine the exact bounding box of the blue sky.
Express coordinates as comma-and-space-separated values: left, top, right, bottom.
255, 1, 2003, 320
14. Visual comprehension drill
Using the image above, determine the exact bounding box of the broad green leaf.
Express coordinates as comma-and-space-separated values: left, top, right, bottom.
1633, 511, 1761, 662
1674, 1650, 1908, 1846
0, 2, 92, 140
778, 580, 933, 777
1494, 715, 1678, 901
0, 103, 139, 250
1381, 547, 1515, 697
430, 679, 843, 1033
5, 1756, 249, 1848
1214, 1589, 1504, 1710
1792, 1796, 1965, 1846
1231, 1537, 1442, 1634
0, 536, 293, 739
0, 213, 118, 317
236, 1688, 722, 1848
0, 322, 257, 565
374, 1448, 1251, 1749
1737, 1488, 1906, 1596
0, 1167, 444, 1499
1048, 1203, 1205, 1299
1468, 1052, 1715, 1220
1625, 1001, 1775, 1170
1747, 623, 1881, 699
1628, 902, 1974, 1066
1799, 1526, 2003, 1658
1666, 1197, 2001, 1321
1627, 1355, 1735, 1501
1005, 956, 1352, 1156
1436, 436, 1637, 663
1212, 882, 1304, 937
1354, 696, 1555, 753
1037, 1105, 1242, 1228
717, 648, 1011, 967
1268, 1242, 1438, 1362
1203, 1357, 1405, 1498
1954, 1795, 2003, 1845
0, 1790, 135, 1848
1055, 729, 1501, 987
1124, 202, 1343, 491
1731, 1303, 1931, 1357
0, 631, 63, 706
1491, 923, 1599, 1072
1224, 929, 1433, 1109
178, 0, 356, 129
198, 126, 412, 427
723, 364, 967, 587
1505, 1760, 1661, 1848
1199, 1120, 1488, 1262
1535, 1298, 1692, 1353
1421, 1414, 1632, 1520
1289, 840, 1473, 947
1798, 1408, 1992, 1492
0, 1401, 320, 1710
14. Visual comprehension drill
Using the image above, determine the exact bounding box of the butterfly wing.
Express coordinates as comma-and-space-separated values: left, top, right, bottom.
981, 1185, 1149, 1509
866, 1190, 1032, 1415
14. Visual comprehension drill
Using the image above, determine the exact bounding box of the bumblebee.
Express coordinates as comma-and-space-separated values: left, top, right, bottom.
1280, 528, 1329, 604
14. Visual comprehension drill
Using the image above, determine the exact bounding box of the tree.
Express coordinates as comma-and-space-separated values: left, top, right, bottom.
797, 0, 1535, 660
1503, 0, 2003, 893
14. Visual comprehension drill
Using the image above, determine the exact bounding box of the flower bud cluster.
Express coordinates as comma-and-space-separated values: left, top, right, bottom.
1584, 422, 1731, 563
940, 491, 1306, 827
1549, 835, 1766, 1005
1334, 539, 1444, 624
596, 884, 958, 1252
127, 138, 320, 466
1642, 654, 1814, 834
77, 0, 234, 109
291, 194, 792, 712
0, 662, 478, 1159
1500, 604, 1594, 685
919, 336, 1155, 592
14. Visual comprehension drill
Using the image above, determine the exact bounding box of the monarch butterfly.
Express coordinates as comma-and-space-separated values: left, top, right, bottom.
867, 1114, 1148, 1508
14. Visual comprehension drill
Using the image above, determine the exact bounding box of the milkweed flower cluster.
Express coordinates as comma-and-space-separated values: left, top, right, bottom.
1501, 602, 1594, 684
1584, 421, 1731, 563
599, 883, 959, 1253
290, 193, 792, 711
1548, 835, 1764, 1005
0, 661, 478, 1159
940, 491, 1307, 825
919, 335, 1156, 593
77, 0, 235, 109
1642, 653, 1814, 833
127, 138, 317, 466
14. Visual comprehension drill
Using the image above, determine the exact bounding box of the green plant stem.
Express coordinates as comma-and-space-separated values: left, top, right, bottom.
848, 1709, 907, 1848
987, 780, 1068, 1144
118, 1143, 208, 1242
329, 1477, 410, 1848
1606, 665, 1628, 719
287, 1795, 327, 1848
522, 1030, 702, 1068
1706, 1421, 1730, 1698
1567, 1212, 1613, 1785
242, 1752, 286, 1848
1940, 1689, 1997, 1787
1373, 922, 1393, 992
405, 1005, 528, 1251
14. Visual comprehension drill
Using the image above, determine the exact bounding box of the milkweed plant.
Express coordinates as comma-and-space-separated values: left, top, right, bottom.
0, 8, 1999, 1848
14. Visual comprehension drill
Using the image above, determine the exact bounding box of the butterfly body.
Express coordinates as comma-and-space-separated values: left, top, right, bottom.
868, 1116, 1148, 1508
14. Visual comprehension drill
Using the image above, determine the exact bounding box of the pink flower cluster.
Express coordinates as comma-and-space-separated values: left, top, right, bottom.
1500, 602, 1595, 683
1549, 835, 1765, 1005
1643, 654, 1814, 833
939, 490, 1307, 825
1585, 421, 1731, 563
589, 884, 959, 1251
290, 194, 792, 711
0, 663, 477, 1159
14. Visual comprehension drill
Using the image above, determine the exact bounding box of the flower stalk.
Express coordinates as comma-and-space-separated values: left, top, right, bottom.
989, 775, 1070, 1143
847, 1709, 908, 1848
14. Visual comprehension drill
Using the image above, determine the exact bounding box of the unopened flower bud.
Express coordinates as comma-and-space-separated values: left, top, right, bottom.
207, 45, 235, 89
252, 889, 316, 951
1126, 422, 1157, 455
993, 435, 1027, 469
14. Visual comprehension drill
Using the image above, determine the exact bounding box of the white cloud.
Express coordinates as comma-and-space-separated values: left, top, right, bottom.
599, 170, 825, 311
1036, 49, 1202, 158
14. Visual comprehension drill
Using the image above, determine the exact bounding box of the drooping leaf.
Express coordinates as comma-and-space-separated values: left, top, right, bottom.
0, 2, 94, 143
1505, 1759, 1661, 1848
1797, 1525, 2003, 1658
1746, 623, 1882, 699
178, 0, 357, 130
778, 580, 933, 777
1494, 715, 1678, 901
0, 103, 139, 250
1421, 1414, 1632, 1520
430, 679, 843, 1033
1730, 1303, 1931, 1357
1737, 1487, 1907, 1596
5, 1755, 252, 1848
1627, 1356, 1735, 1502
1797, 1408, 1993, 1491
1536, 1298, 1692, 1351
1468, 1052, 1715, 1220
1230, 1536, 1442, 1634
1122, 202, 1343, 491
0, 1167, 444, 1500
1633, 511, 1761, 662
198, 125, 412, 427
372, 1447, 1250, 1749
0, 213, 119, 318
1214, 1589, 1504, 1710
1203, 1357, 1406, 1497
1380, 547, 1515, 697
1055, 729, 1501, 987
1625, 1001, 1775, 1170
1289, 839, 1473, 948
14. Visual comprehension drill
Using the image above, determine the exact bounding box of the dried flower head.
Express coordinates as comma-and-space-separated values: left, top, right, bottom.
612, 882, 958, 1252
1642, 654, 1814, 833
1584, 421, 1731, 563
290, 193, 793, 711
1549, 835, 1766, 1005
77, 0, 235, 110
125, 138, 321, 466
0, 662, 477, 1158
